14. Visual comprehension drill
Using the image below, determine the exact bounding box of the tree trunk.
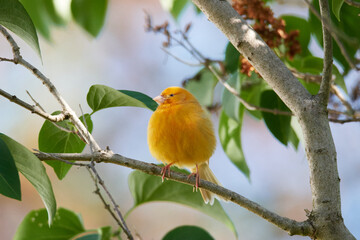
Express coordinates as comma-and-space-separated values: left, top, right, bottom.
191, 0, 356, 239
298, 98, 355, 240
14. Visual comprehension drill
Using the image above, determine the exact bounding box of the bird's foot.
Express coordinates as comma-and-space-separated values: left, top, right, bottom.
160, 163, 174, 182
188, 164, 200, 192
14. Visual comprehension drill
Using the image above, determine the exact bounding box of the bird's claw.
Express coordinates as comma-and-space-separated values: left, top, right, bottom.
187, 172, 200, 192
160, 163, 173, 182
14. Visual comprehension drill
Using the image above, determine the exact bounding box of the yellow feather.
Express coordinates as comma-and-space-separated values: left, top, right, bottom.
147, 87, 219, 204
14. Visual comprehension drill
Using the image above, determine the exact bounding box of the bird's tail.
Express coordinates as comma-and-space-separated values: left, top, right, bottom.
193, 162, 221, 205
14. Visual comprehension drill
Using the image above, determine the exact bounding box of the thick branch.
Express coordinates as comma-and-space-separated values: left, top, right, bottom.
35, 151, 314, 236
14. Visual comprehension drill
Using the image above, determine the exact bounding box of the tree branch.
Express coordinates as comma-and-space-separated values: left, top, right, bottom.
318, 0, 333, 105
190, 0, 355, 239
86, 168, 124, 239
290, 69, 322, 84
191, 0, 311, 116
35, 151, 315, 236
304, 0, 359, 71
147, 17, 295, 117
0, 25, 101, 152
330, 85, 354, 115
87, 163, 133, 240
0, 88, 68, 122
328, 117, 360, 123
344, 0, 360, 8
34, 151, 134, 239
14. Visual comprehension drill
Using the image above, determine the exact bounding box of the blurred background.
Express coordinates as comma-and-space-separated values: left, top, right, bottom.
0, 0, 359, 239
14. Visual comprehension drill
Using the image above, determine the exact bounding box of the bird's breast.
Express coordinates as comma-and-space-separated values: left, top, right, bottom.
147, 103, 216, 168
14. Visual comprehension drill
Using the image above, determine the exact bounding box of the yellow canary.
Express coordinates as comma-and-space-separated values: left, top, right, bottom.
147, 86, 220, 204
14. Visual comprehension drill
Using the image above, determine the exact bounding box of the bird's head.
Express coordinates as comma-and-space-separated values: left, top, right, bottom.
153, 87, 196, 106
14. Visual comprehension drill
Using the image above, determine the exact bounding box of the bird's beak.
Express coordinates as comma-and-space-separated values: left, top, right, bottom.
153, 95, 165, 104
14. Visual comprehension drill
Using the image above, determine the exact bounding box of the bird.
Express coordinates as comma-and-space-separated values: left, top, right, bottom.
147, 86, 221, 205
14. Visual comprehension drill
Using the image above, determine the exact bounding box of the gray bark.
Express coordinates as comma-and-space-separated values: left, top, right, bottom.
191, 0, 356, 239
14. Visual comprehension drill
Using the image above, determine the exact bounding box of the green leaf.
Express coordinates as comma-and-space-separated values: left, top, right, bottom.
69, 226, 111, 240
222, 71, 266, 121
71, 0, 108, 37
301, 56, 323, 73
282, 15, 311, 56
289, 125, 300, 150
14, 208, 85, 240
184, 68, 217, 107
332, 64, 347, 94
298, 78, 320, 95
19, 0, 65, 40
239, 72, 267, 120
224, 42, 240, 73
160, 0, 189, 20
163, 225, 214, 240
0, 134, 56, 226
0, 136, 21, 200
218, 110, 250, 179
0, 0, 41, 57
301, 56, 347, 93
260, 90, 292, 145
193, 4, 202, 15
38, 112, 93, 180
74, 234, 100, 240
98, 226, 112, 240
87, 84, 158, 113
128, 170, 237, 236
309, 0, 360, 74
291, 117, 305, 147
332, 0, 344, 21
222, 72, 241, 121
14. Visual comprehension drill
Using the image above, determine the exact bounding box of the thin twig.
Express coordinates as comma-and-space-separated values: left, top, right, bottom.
344, 0, 360, 8
290, 69, 357, 116
318, 0, 333, 104
208, 65, 294, 116
147, 17, 294, 116
330, 85, 354, 114
179, 29, 206, 60
328, 108, 350, 116
88, 163, 134, 240
304, 0, 359, 71
161, 47, 203, 66
0, 25, 101, 151
35, 151, 315, 237
33, 150, 88, 166
0, 88, 68, 122
304, 0, 358, 46
26, 90, 46, 112
79, 104, 133, 239
148, 17, 360, 123
86, 168, 125, 236
0, 25, 134, 237
329, 117, 360, 123
0, 57, 14, 62
26, 90, 75, 132
290, 69, 322, 84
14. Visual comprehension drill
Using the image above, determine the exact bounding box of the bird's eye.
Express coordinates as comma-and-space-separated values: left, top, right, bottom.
169, 94, 174, 97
